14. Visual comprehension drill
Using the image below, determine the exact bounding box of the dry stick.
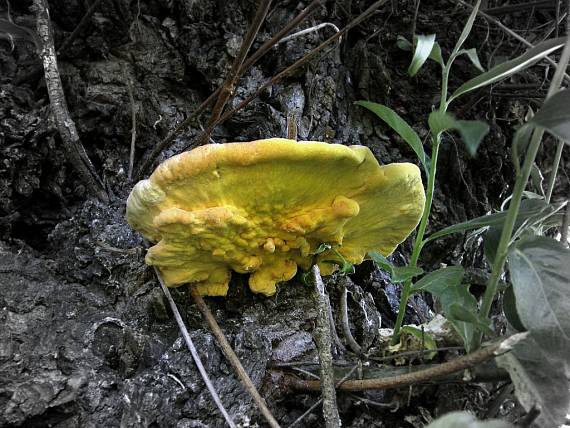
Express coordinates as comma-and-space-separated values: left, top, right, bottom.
33, 0, 108, 202
17, 0, 103, 85
189, 287, 281, 428
483, 0, 556, 16
134, 0, 322, 179
454, 0, 570, 84
195, 0, 272, 147
126, 75, 137, 181
154, 269, 236, 428
215, 0, 388, 130
310, 265, 341, 428
286, 333, 527, 392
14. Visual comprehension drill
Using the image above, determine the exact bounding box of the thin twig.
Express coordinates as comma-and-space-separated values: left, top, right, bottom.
310, 265, 341, 428
134, 0, 322, 179
211, 0, 388, 134
189, 287, 281, 428
277, 22, 340, 45
154, 269, 236, 428
285, 334, 526, 392
453, 0, 570, 84
195, 0, 272, 146
33, 0, 108, 202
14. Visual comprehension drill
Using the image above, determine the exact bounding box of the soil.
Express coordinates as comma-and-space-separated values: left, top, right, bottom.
1, 0, 568, 427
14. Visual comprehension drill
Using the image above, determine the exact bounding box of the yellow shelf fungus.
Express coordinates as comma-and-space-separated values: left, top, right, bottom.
127, 138, 425, 296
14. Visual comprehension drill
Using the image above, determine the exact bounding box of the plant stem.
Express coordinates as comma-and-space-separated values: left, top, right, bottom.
392, 136, 441, 343
473, 128, 545, 350
392, 60, 451, 344
473, 31, 570, 350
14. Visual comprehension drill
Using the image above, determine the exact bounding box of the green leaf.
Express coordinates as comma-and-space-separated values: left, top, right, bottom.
397, 36, 444, 67
511, 124, 533, 174
410, 265, 465, 293
530, 89, 570, 142
408, 34, 436, 76
429, 42, 444, 66
428, 111, 489, 156
396, 35, 412, 51
451, 0, 481, 56
508, 236, 570, 354
400, 326, 437, 359
497, 334, 570, 428
410, 266, 486, 351
425, 199, 565, 244
449, 37, 566, 104
355, 101, 429, 174
426, 411, 514, 428
368, 251, 424, 283
503, 285, 526, 332
483, 199, 566, 265
457, 48, 485, 72
447, 303, 493, 334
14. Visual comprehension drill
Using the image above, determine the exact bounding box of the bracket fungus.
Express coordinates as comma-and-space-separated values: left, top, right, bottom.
127, 138, 425, 297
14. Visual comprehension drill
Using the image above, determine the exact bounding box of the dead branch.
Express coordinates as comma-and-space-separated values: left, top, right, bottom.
284, 334, 526, 392
134, 0, 322, 179
189, 287, 281, 428
212, 0, 388, 133
33, 0, 108, 202
126, 73, 137, 181
195, 0, 272, 146
310, 265, 341, 428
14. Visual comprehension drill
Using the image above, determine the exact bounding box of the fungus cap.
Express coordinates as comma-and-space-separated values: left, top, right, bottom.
127, 138, 425, 296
